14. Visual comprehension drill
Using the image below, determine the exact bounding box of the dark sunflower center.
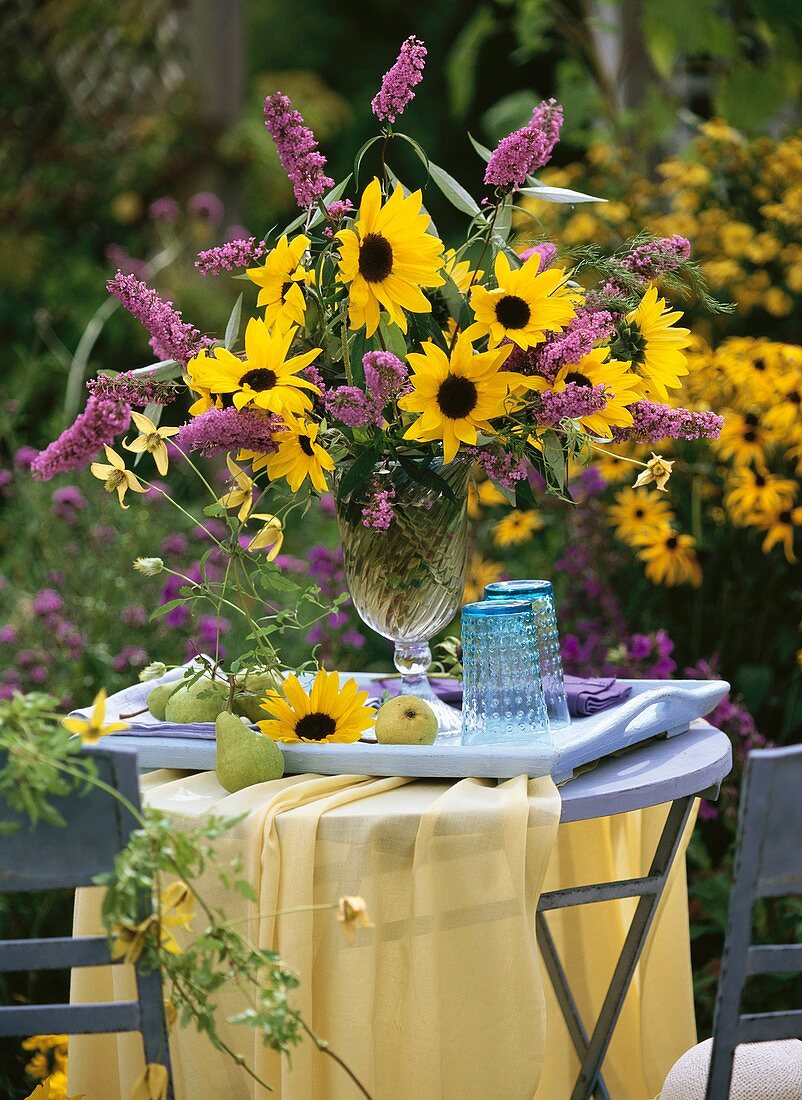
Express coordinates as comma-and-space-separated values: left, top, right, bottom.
753, 358, 766, 372
790, 391, 801, 405
358, 233, 394, 283
613, 321, 647, 367
281, 280, 294, 302
239, 368, 278, 392
743, 427, 757, 442
779, 510, 792, 524
494, 294, 531, 329
754, 473, 766, 487
564, 371, 592, 388
744, 413, 759, 426
634, 508, 644, 518
295, 712, 337, 741
299, 435, 315, 457
437, 374, 478, 419
666, 536, 678, 550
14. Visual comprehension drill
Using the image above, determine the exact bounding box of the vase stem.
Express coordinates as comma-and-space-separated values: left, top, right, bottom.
392, 640, 462, 741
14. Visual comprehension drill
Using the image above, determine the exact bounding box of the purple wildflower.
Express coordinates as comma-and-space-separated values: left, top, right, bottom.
0, 626, 18, 645
107, 272, 213, 366
362, 482, 396, 531
536, 383, 607, 426
173, 406, 281, 457
611, 402, 724, 443
161, 532, 189, 556
86, 372, 178, 407
467, 447, 528, 490
263, 93, 334, 209
532, 309, 615, 381
31, 396, 131, 481
188, 191, 225, 225
104, 245, 149, 278
52, 486, 87, 522
323, 386, 383, 429
518, 243, 557, 271
113, 646, 149, 672
149, 197, 180, 222
33, 589, 64, 617
362, 350, 409, 403
485, 99, 563, 192
14, 446, 39, 469
371, 36, 427, 124
121, 604, 148, 627
623, 235, 691, 280
196, 237, 266, 277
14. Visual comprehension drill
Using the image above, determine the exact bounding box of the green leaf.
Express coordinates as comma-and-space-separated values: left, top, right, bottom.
203, 503, 227, 518
519, 183, 607, 205
541, 429, 566, 491
468, 133, 493, 163
224, 293, 243, 351
397, 455, 457, 502
427, 160, 481, 217
378, 319, 408, 359
279, 176, 353, 237
337, 445, 381, 505
353, 136, 382, 185
445, 5, 496, 118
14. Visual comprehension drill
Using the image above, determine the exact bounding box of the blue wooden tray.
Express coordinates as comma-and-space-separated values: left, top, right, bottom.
83, 669, 729, 782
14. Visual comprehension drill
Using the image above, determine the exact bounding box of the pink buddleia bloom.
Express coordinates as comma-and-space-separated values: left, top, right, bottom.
371, 36, 427, 124
485, 99, 563, 192
107, 271, 213, 366
263, 93, 334, 209
31, 396, 131, 481
196, 237, 266, 276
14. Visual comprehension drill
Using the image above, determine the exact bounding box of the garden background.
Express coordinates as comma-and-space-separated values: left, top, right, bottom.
3, 1, 802, 1095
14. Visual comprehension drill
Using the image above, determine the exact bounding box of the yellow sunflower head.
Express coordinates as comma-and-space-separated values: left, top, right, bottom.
247, 234, 313, 329
336, 177, 445, 337
185, 318, 320, 418
634, 526, 702, 587
466, 251, 578, 350
551, 346, 643, 439
399, 334, 521, 463
258, 669, 375, 743
260, 417, 335, 493
616, 286, 691, 400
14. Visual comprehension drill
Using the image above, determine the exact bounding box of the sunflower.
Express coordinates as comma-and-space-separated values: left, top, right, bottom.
466, 251, 577, 350
757, 504, 802, 563
247, 234, 313, 329
399, 335, 522, 462
634, 527, 702, 587
551, 347, 643, 438
443, 247, 483, 293
615, 286, 691, 400
258, 669, 375, 743
259, 418, 334, 493
463, 552, 504, 603
724, 467, 797, 525
492, 508, 543, 547
713, 411, 773, 466
607, 487, 675, 545
186, 318, 320, 419
336, 177, 445, 336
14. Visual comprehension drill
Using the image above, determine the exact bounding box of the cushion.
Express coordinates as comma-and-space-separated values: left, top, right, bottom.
660, 1038, 802, 1099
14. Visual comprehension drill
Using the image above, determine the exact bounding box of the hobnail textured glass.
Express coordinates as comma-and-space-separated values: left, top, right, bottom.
484, 579, 571, 730
460, 599, 551, 748
334, 457, 470, 739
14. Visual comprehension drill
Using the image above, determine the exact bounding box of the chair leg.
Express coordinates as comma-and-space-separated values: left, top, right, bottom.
536, 912, 612, 1100
137, 967, 174, 1100
569, 796, 695, 1100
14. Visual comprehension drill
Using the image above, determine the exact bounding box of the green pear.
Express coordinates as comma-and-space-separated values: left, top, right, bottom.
238, 668, 282, 694
375, 695, 438, 746
147, 682, 182, 721
232, 691, 270, 724
215, 711, 285, 792
164, 677, 230, 724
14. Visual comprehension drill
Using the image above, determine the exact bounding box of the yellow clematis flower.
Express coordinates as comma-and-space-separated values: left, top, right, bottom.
218, 455, 256, 521
633, 453, 675, 492
62, 689, 129, 744
247, 513, 284, 559
90, 447, 147, 509
123, 411, 180, 476
129, 1062, 169, 1100
337, 895, 374, 944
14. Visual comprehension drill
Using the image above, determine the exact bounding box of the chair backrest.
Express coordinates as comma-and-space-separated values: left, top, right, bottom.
706, 745, 802, 1100
0, 744, 173, 1097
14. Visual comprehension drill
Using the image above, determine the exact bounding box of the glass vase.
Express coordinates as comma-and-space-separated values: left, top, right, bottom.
334, 457, 470, 740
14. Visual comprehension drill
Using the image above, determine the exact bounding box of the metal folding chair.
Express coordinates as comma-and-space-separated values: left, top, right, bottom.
702, 744, 802, 1098
0, 743, 173, 1097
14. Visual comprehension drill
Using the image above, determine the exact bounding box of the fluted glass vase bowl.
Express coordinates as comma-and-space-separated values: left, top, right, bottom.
334, 457, 470, 740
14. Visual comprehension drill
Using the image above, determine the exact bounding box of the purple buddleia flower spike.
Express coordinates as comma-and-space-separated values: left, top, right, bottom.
196, 237, 266, 276
107, 271, 213, 366
263, 92, 334, 210
371, 36, 427, 124
31, 396, 131, 480
485, 99, 563, 192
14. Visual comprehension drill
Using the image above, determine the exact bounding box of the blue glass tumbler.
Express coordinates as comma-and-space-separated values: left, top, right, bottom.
460, 599, 550, 747
484, 580, 571, 730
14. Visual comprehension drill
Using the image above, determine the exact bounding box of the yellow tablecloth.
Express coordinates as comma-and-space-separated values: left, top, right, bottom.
68, 771, 696, 1100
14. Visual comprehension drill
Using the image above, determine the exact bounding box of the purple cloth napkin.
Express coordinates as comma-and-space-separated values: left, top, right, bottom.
428, 675, 632, 717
